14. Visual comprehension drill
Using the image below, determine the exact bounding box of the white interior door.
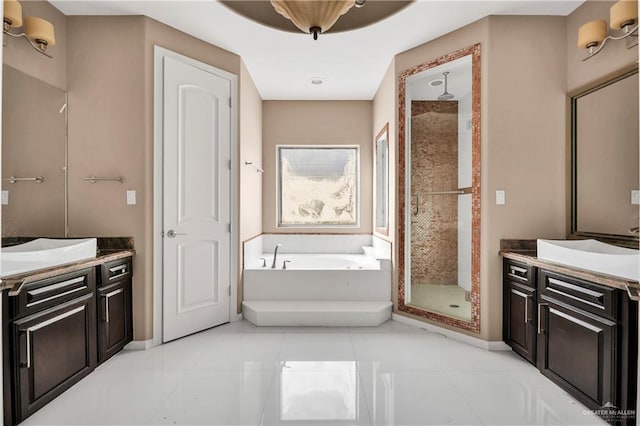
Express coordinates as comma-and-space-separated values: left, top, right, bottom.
162, 55, 231, 343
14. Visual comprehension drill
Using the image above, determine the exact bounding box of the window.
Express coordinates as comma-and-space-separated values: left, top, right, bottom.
278, 146, 359, 227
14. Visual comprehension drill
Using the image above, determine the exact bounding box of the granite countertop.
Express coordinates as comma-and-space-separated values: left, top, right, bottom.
0, 237, 135, 293
500, 239, 639, 293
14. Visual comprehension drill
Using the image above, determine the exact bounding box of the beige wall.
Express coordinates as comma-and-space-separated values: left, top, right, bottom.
3, 0, 66, 90
392, 16, 568, 341
67, 16, 148, 339
484, 16, 567, 341
262, 101, 373, 233
239, 60, 263, 311
372, 61, 396, 307
566, 0, 638, 93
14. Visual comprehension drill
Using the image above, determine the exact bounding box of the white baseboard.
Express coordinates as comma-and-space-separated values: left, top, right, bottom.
233, 313, 243, 322
391, 313, 511, 351
124, 339, 155, 350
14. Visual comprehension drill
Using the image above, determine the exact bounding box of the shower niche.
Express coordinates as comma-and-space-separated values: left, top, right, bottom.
398, 45, 481, 333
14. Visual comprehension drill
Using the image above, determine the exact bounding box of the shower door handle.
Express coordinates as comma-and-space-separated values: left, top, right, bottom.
411, 194, 419, 216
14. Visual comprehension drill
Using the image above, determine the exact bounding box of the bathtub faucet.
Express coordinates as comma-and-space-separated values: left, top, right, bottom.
271, 244, 282, 269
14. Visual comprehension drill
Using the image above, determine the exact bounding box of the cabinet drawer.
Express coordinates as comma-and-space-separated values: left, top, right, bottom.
10, 268, 95, 319
504, 259, 535, 287
539, 269, 616, 321
99, 257, 132, 287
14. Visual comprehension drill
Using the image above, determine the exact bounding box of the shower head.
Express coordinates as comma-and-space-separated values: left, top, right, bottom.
437, 71, 455, 101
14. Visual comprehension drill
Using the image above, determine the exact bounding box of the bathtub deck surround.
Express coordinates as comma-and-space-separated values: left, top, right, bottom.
242, 235, 392, 326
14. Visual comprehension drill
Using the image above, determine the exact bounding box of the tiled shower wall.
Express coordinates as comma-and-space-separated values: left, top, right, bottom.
410, 101, 458, 285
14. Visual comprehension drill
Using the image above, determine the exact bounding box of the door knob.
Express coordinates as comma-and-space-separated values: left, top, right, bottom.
166, 230, 186, 238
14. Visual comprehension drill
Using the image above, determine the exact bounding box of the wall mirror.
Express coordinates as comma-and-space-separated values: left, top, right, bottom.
398, 44, 481, 333
572, 68, 639, 247
374, 123, 389, 236
2, 65, 68, 238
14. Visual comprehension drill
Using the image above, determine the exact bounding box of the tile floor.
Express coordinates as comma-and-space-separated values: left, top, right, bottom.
22, 320, 606, 425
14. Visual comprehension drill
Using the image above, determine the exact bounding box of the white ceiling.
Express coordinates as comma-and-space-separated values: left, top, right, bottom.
50, 0, 584, 100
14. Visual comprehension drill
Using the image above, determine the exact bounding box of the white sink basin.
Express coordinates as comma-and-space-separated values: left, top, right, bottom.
1, 238, 97, 278
537, 239, 640, 282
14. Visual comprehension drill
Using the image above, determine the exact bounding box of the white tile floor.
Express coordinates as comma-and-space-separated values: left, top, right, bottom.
22, 320, 607, 426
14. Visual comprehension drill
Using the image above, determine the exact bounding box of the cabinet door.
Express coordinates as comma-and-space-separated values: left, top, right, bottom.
537, 301, 616, 409
97, 280, 133, 363
504, 283, 536, 363
13, 292, 97, 422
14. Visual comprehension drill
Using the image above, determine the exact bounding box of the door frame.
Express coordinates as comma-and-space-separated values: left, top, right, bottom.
152, 46, 239, 347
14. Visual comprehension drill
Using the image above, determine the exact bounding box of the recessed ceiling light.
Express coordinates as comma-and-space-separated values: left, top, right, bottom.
429, 79, 444, 87
310, 77, 324, 85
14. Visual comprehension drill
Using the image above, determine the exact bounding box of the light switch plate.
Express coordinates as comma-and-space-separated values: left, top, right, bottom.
632, 190, 640, 205
496, 190, 506, 205
1, 191, 8, 205
126, 190, 136, 205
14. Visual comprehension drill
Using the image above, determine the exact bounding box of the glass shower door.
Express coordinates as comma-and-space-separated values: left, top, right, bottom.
408, 95, 472, 321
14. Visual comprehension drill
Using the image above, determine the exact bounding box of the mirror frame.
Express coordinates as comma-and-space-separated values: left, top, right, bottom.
570, 67, 639, 249
374, 122, 389, 236
397, 43, 481, 333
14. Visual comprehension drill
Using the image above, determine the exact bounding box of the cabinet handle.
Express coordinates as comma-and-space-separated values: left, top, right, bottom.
509, 265, 528, 279
537, 303, 548, 335
24, 306, 85, 369
103, 288, 124, 323
109, 264, 128, 280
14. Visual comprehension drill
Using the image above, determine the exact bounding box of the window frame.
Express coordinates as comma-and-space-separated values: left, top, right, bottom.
276, 145, 360, 228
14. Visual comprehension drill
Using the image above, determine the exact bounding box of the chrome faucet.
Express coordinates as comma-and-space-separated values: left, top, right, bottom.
271, 244, 282, 269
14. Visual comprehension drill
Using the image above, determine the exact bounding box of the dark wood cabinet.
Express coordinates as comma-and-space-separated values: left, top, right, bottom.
10, 270, 97, 423
3, 255, 134, 426
97, 258, 133, 363
503, 260, 537, 363
504, 259, 638, 425
537, 299, 616, 409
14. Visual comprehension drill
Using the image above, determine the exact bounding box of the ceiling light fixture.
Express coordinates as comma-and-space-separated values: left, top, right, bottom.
437, 72, 455, 101
3, 0, 55, 58
270, 0, 362, 40
577, 0, 637, 61
310, 77, 324, 85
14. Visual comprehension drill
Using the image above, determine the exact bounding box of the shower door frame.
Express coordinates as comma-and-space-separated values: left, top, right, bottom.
397, 44, 481, 334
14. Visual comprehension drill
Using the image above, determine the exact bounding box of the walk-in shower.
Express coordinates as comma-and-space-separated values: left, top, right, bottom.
398, 45, 481, 332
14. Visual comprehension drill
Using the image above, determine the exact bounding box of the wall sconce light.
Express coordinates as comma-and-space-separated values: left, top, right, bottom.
578, 0, 638, 61
3, 0, 55, 58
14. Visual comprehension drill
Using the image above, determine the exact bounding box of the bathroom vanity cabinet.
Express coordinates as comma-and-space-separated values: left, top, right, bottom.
8, 268, 97, 422
97, 258, 133, 363
503, 258, 638, 424
502, 260, 537, 363
2, 253, 134, 426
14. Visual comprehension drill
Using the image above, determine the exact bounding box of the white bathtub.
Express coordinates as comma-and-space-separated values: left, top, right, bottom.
244, 253, 390, 302
242, 235, 392, 326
